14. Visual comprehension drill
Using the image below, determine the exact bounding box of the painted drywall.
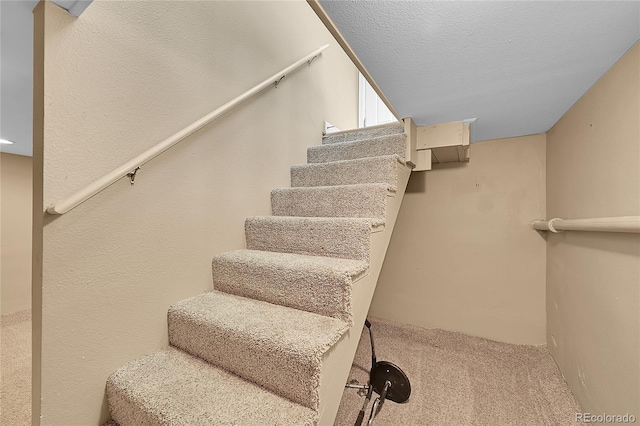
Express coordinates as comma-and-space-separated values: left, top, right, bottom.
33, 1, 358, 424
370, 134, 546, 345
546, 42, 639, 417
0, 153, 32, 314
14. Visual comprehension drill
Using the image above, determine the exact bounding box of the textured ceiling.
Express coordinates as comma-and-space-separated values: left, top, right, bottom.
0, 0, 89, 157
1, 0, 38, 156
2, 2, 638, 156
320, 1, 640, 142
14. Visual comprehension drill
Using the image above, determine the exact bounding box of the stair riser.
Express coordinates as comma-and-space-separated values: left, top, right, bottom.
168, 312, 320, 409
107, 387, 163, 426
213, 258, 355, 323
271, 185, 388, 223
291, 156, 401, 189
322, 124, 404, 144
309, 134, 406, 164
245, 218, 371, 261
107, 348, 316, 426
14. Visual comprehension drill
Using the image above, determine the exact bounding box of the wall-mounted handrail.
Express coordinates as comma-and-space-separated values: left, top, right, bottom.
533, 216, 640, 234
46, 45, 329, 215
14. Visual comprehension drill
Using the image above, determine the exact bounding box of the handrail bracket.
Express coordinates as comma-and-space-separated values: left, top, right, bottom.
127, 167, 140, 186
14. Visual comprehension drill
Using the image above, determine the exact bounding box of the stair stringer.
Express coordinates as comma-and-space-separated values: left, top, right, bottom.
317, 160, 412, 425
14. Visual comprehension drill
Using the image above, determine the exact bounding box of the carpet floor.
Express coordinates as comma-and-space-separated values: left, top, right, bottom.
0, 310, 32, 426
0, 311, 583, 426
335, 318, 583, 426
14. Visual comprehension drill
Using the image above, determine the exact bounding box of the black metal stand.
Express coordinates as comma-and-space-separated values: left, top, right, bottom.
344, 319, 411, 426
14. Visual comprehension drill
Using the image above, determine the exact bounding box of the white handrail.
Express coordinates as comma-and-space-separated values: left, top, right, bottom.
47, 45, 329, 215
533, 216, 640, 234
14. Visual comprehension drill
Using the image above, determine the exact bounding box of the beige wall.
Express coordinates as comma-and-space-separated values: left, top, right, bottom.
1, 153, 32, 315
34, 1, 358, 424
371, 134, 547, 345
546, 42, 639, 417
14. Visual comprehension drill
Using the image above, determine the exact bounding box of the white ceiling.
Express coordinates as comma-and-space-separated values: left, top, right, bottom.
0, 0, 88, 157
1, 2, 638, 156
320, 1, 640, 142
1, 0, 38, 156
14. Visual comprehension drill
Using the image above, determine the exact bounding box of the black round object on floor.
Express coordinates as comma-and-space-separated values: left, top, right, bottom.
369, 361, 411, 403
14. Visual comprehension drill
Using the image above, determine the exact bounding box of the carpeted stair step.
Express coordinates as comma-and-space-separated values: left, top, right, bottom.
323, 123, 404, 145
212, 249, 368, 323
308, 133, 406, 164
168, 291, 347, 410
291, 155, 404, 189
271, 183, 392, 225
245, 216, 373, 261
107, 346, 316, 426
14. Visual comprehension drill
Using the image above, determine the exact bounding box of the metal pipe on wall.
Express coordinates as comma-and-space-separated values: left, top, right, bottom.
533, 216, 640, 234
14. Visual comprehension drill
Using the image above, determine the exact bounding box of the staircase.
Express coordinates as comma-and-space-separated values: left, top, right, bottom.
106, 122, 413, 425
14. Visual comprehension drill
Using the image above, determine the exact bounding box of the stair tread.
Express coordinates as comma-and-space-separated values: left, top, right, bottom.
317, 133, 406, 148
245, 215, 375, 261
291, 154, 405, 190
294, 153, 406, 169
308, 133, 406, 163
214, 249, 369, 280
170, 291, 347, 354
213, 249, 368, 323
107, 346, 315, 426
169, 291, 347, 409
273, 182, 396, 194
322, 123, 404, 144
272, 183, 393, 225
247, 215, 378, 224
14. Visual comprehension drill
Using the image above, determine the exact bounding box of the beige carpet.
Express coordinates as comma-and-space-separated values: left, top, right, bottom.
307, 133, 406, 164
212, 249, 367, 323
106, 316, 583, 426
107, 347, 316, 426
168, 291, 348, 410
271, 183, 392, 226
0, 310, 32, 426
335, 318, 583, 426
290, 154, 404, 190
106, 124, 408, 425
321, 123, 404, 145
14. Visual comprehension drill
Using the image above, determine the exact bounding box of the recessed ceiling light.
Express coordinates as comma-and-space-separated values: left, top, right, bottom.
0, 139, 15, 145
